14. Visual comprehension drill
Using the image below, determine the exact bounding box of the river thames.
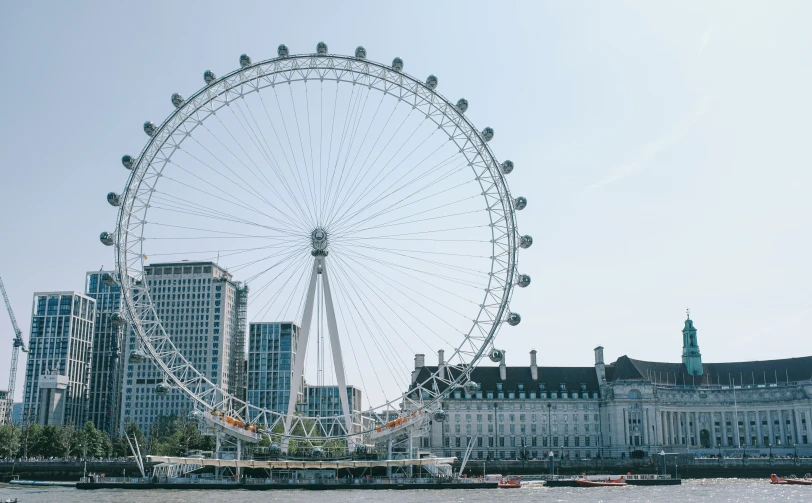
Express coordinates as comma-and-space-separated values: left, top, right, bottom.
0, 479, 807, 502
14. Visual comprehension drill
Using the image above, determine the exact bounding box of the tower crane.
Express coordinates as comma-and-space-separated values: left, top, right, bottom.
0, 277, 28, 424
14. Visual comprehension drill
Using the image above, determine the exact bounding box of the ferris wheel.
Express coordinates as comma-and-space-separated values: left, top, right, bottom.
101, 42, 532, 448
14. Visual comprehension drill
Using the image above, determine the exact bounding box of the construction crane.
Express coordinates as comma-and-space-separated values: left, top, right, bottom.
0, 277, 28, 424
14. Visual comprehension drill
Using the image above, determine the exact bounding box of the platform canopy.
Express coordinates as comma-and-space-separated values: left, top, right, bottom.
147, 455, 456, 470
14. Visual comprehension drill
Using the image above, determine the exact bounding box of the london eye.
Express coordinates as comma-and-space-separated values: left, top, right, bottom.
101, 42, 531, 452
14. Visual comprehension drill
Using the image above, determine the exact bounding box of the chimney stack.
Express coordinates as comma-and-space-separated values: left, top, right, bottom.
415, 354, 425, 369
530, 350, 538, 381
499, 351, 507, 381
438, 349, 445, 366
594, 346, 606, 384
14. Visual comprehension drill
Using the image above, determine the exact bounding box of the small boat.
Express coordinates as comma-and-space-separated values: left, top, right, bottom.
576, 476, 627, 487
784, 473, 812, 486
498, 475, 522, 488
4, 498, 19, 503
770, 474, 787, 485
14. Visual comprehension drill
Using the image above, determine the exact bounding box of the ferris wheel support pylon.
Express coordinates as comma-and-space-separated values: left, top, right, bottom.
284, 229, 352, 447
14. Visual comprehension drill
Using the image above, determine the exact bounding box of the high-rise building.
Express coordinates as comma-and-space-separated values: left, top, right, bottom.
247, 322, 301, 414
0, 390, 8, 425
302, 385, 363, 435
119, 262, 245, 435
246, 322, 362, 435
85, 271, 132, 435
22, 292, 95, 426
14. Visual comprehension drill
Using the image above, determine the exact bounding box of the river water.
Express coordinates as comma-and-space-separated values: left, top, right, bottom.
0, 480, 806, 502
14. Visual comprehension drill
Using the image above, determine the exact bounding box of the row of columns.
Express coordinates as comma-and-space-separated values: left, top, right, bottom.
656, 405, 812, 448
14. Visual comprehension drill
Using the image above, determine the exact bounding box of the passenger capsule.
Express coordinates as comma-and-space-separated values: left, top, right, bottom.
155, 382, 171, 397
203, 70, 217, 85
128, 349, 146, 364
456, 98, 469, 114
100, 232, 115, 246
355, 46, 367, 59
110, 313, 126, 327
391, 57, 404, 71
507, 312, 522, 326
239, 54, 251, 67
520, 235, 533, 249
107, 192, 121, 207
277, 44, 289, 57
316, 41, 328, 55
517, 274, 531, 288
101, 272, 116, 287
121, 155, 135, 170
171, 93, 184, 108
143, 121, 157, 137
312, 446, 325, 457
464, 381, 478, 395
189, 409, 203, 420
482, 127, 494, 142
489, 348, 504, 362
513, 196, 527, 210
426, 74, 438, 90
501, 160, 514, 175
432, 409, 447, 422
269, 443, 282, 455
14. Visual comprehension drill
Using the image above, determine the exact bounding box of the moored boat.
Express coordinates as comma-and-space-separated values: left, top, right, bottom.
498, 476, 522, 488
576, 476, 627, 487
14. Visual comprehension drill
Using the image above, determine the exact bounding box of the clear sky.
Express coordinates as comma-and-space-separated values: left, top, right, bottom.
1, 1, 811, 401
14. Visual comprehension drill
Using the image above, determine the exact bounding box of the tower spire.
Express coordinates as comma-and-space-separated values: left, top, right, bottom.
681, 311, 703, 376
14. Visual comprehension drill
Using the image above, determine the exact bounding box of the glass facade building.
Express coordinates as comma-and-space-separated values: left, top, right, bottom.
22, 292, 95, 426
247, 322, 301, 414
119, 262, 245, 436
85, 271, 132, 435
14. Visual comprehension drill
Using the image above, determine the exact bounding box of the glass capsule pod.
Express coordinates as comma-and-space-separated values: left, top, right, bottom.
507, 312, 522, 326
203, 70, 216, 85
391, 57, 403, 71
426, 74, 438, 90
456, 98, 468, 114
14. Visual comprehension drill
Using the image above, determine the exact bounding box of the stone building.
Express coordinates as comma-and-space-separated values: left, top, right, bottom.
411, 315, 812, 460
598, 315, 812, 457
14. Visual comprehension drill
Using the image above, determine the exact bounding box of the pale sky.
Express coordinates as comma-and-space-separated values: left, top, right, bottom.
1, 1, 811, 403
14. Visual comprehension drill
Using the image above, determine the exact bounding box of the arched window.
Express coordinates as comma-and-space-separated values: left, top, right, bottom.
628, 390, 642, 400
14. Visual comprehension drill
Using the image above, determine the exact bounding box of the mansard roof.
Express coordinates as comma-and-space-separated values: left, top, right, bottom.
413, 365, 600, 393
606, 355, 812, 386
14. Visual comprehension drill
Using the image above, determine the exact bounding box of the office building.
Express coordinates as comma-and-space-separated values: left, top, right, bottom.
247, 322, 301, 414
119, 262, 246, 435
22, 292, 95, 426
0, 390, 8, 425
85, 270, 131, 435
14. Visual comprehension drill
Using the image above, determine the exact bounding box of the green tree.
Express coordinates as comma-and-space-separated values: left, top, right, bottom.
19, 423, 41, 459
0, 425, 21, 458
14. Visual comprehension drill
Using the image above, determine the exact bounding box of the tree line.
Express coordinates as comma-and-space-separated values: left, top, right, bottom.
0, 415, 215, 460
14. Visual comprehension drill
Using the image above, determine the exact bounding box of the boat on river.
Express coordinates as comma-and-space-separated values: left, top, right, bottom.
498, 475, 522, 488
575, 476, 627, 487
771, 473, 812, 485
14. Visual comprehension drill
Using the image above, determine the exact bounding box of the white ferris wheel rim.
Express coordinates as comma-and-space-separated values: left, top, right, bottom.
110, 48, 522, 442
